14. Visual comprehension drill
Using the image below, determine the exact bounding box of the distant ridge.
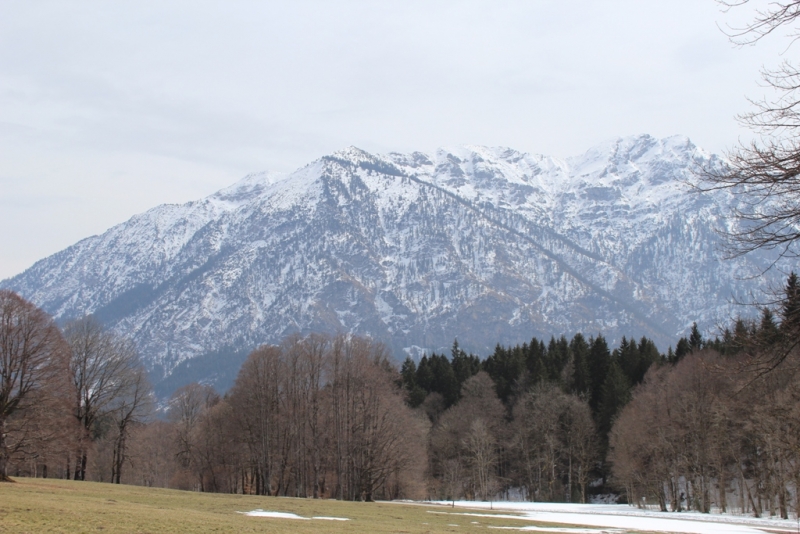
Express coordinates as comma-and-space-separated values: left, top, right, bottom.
1, 135, 784, 393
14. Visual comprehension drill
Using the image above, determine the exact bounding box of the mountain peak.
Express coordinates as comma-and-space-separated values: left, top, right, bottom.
329, 146, 378, 163
212, 170, 289, 204
1, 135, 784, 397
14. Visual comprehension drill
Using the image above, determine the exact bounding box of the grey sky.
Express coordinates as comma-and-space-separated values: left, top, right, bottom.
0, 1, 790, 279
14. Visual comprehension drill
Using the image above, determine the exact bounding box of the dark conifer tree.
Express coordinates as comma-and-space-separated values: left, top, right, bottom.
416, 355, 434, 392
636, 337, 661, 382
733, 318, 751, 351
526, 346, 546, 386
570, 333, 591, 397
759, 307, 780, 346
525, 338, 547, 385
721, 327, 733, 353
545, 335, 570, 381
588, 335, 611, 415
674, 337, 690, 363
617, 337, 637, 386
781, 271, 800, 334
482, 343, 525, 405
401, 356, 416, 389
689, 322, 703, 351
429, 353, 459, 407
451, 340, 481, 390
597, 361, 632, 442
401, 357, 427, 408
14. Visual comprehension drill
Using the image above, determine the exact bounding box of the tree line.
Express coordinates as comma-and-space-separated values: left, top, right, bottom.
3, 274, 800, 517
610, 273, 800, 517
0, 291, 151, 483
0, 286, 656, 502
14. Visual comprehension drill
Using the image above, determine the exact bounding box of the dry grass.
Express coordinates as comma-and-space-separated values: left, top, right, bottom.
0, 477, 596, 533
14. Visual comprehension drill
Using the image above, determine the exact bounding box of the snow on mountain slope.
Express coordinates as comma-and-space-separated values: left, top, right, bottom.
0, 135, 783, 391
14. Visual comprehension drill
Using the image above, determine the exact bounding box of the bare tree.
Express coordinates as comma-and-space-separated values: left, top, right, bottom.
463, 419, 498, 501
718, 1, 800, 45
228, 346, 282, 495
191, 394, 240, 493
298, 333, 328, 498
701, 1, 800, 259
430, 372, 504, 500
167, 382, 220, 491
225, 334, 425, 500
561, 395, 598, 503
124, 420, 177, 488
511, 382, 596, 503
327, 335, 425, 501
109, 365, 153, 483
0, 290, 70, 482
63, 316, 144, 481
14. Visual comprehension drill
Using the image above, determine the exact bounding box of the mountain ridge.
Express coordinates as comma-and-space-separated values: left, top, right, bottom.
1, 134, 780, 393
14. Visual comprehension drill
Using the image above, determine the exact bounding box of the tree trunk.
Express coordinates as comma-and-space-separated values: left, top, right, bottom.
567, 454, 572, 503
112, 429, 126, 484
0, 417, 10, 482
747, 480, 760, 518
74, 449, 87, 481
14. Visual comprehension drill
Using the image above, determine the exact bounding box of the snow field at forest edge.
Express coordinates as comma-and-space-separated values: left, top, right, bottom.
240, 500, 800, 533
419, 501, 800, 533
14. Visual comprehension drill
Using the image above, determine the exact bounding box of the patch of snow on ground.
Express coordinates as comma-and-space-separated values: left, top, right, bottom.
242, 510, 306, 519
240, 509, 349, 521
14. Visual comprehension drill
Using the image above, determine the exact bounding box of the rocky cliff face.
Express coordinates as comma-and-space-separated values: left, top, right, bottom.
1, 135, 780, 392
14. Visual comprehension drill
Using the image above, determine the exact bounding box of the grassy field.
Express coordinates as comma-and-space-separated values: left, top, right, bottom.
0, 477, 595, 533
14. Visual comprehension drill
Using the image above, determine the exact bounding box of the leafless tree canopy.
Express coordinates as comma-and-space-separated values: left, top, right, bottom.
0, 290, 69, 481
702, 2, 800, 259
610, 340, 800, 518
718, 1, 800, 45
222, 334, 426, 500
513, 383, 597, 503
9, 303, 799, 515
64, 316, 151, 482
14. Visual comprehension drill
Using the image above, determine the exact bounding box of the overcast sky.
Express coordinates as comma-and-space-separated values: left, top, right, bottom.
0, 1, 793, 279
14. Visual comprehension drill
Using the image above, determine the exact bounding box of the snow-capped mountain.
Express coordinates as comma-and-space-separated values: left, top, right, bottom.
0, 135, 780, 392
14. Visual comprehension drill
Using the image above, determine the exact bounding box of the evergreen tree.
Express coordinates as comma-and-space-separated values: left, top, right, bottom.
451, 341, 481, 390
545, 335, 570, 381
569, 333, 591, 397
674, 337, 690, 363
758, 307, 780, 346
588, 336, 611, 415
482, 343, 525, 406
416, 355, 434, 392
617, 337, 639, 386
401, 357, 416, 389
429, 353, 459, 407
733, 318, 751, 351
451, 339, 464, 361
401, 357, 427, 408
597, 361, 632, 443
525, 338, 547, 385
636, 336, 661, 382
689, 322, 703, 351
781, 271, 800, 334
